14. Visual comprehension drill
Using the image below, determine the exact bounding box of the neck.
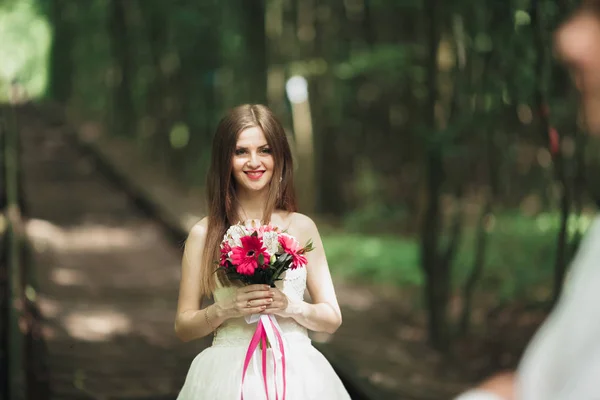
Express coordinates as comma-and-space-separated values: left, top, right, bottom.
236, 186, 270, 221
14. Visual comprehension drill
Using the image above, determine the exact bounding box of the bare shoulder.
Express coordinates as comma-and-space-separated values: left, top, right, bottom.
289, 212, 316, 228
287, 212, 319, 240
187, 217, 209, 247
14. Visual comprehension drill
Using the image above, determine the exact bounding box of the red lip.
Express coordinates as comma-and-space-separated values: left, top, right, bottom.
244, 171, 265, 181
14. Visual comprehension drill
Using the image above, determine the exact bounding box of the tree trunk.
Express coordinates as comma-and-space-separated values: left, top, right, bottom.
137, 0, 184, 173
531, 0, 571, 305
420, 0, 449, 351
459, 196, 492, 335
47, 0, 73, 103
240, 0, 268, 104
108, 0, 135, 137
313, 0, 349, 216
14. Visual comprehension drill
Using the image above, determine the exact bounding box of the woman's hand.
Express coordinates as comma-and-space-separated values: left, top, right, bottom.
477, 371, 516, 400
261, 288, 292, 317
215, 284, 274, 319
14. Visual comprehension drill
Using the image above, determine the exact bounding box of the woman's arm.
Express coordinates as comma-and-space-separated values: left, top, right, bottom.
174, 219, 226, 342
454, 372, 515, 400
266, 213, 342, 334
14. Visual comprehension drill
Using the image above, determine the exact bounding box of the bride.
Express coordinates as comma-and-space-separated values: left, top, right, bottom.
174, 104, 351, 399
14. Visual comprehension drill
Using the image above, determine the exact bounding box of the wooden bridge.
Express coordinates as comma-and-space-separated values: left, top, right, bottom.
1, 103, 409, 400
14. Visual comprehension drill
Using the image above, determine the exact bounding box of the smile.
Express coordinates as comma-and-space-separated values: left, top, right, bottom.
244, 171, 265, 180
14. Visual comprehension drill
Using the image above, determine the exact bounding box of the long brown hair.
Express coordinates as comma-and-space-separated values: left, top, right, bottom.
199, 104, 297, 297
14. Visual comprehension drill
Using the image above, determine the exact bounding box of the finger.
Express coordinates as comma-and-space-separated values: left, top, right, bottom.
240, 291, 274, 300
240, 290, 273, 302
243, 284, 271, 293
265, 302, 285, 311
244, 306, 267, 315
270, 288, 286, 296
245, 298, 274, 308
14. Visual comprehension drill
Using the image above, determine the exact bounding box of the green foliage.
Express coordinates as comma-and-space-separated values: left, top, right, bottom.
32, 0, 591, 325
323, 233, 422, 285
169, 122, 190, 149
0, 0, 51, 100
334, 44, 413, 82
325, 212, 593, 302
453, 212, 590, 301
343, 203, 409, 234
342, 157, 410, 233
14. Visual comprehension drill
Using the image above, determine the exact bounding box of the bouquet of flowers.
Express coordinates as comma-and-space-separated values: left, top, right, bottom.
217, 221, 314, 400
216, 221, 314, 286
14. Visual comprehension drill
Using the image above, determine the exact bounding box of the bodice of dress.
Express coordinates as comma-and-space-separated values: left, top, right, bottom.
211, 266, 310, 347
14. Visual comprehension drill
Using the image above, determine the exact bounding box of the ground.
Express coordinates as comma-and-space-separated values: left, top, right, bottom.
15, 104, 549, 400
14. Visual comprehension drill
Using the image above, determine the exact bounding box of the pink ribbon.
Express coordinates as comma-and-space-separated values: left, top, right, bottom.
241, 315, 287, 400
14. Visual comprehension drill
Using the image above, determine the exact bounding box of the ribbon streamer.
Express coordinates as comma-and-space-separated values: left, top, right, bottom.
241, 314, 287, 400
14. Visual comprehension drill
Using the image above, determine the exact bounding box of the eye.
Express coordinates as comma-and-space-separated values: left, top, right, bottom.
234, 148, 247, 155
261, 147, 272, 154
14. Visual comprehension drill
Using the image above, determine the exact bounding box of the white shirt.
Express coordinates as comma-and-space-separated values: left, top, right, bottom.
456, 216, 600, 400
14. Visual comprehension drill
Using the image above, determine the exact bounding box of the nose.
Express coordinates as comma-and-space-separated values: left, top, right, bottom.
247, 151, 260, 168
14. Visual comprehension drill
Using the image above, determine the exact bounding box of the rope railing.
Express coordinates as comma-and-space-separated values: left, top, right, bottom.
1, 101, 26, 400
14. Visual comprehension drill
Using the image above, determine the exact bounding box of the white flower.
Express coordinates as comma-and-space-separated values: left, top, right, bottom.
223, 223, 249, 248
262, 231, 280, 256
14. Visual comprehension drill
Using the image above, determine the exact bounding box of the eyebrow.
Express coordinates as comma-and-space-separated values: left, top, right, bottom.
235, 144, 270, 149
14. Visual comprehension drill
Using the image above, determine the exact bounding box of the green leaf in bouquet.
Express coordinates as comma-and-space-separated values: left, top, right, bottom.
278, 253, 292, 263
269, 259, 292, 285
299, 239, 315, 254
258, 253, 265, 265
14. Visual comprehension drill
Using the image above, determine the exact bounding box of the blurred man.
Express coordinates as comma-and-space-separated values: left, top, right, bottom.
455, 2, 600, 399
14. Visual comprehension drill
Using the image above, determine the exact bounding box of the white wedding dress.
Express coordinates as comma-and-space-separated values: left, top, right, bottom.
176, 265, 351, 399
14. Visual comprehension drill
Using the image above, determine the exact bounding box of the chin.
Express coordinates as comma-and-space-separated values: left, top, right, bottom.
249, 183, 270, 192
237, 181, 270, 193
235, 174, 273, 193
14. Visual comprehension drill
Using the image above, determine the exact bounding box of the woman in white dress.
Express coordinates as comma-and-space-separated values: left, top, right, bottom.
174, 104, 351, 399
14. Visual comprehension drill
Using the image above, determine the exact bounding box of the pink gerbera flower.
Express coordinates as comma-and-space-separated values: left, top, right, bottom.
219, 242, 231, 267
231, 236, 269, 275
278, 233, 308, 269
256, 224, 278, 237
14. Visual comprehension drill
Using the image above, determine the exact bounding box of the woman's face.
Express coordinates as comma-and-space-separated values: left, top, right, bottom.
231, 126, 275, 194
556, 12, 600, 135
